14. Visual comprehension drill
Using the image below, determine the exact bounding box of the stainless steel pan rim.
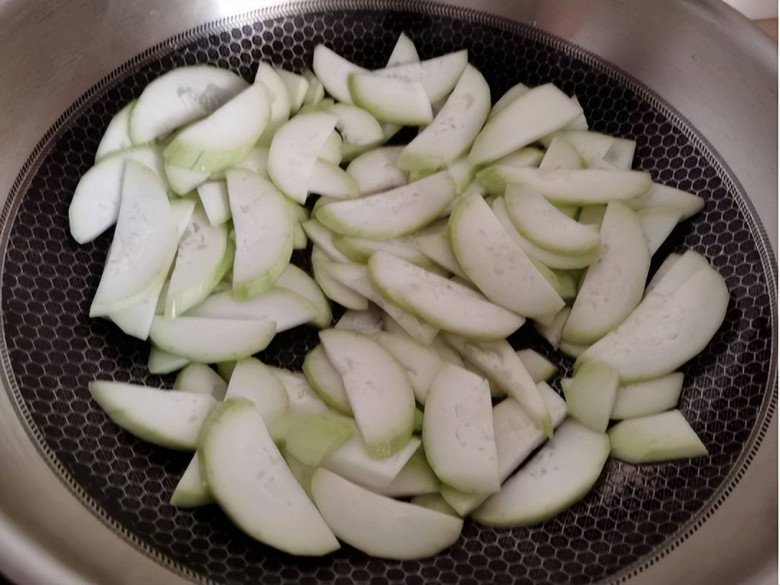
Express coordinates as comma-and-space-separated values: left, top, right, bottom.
0, 1, 775, 584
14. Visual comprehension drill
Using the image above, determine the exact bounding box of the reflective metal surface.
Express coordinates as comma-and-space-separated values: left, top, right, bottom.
0, 1, 775, 584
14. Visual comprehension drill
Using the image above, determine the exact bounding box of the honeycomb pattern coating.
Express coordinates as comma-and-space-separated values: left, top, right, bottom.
0, 6, 775, 585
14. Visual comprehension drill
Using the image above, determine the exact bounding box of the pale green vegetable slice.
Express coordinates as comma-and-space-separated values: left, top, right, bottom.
431, 336, 464, 367
559, 340, 589, 358
645, 249, 711, 295
312, 44, 368, 103
130, 65, 248, 143
269, 411, 354, 467
302, 68, 325, 106
165, 205, 230, 318
267, 111, 338, 204
534, 307, 571, 349
577, 258, 729, 382
199, 399, 339, 555
387, 32, 419, 64
315, 171, 455, 239
108, 277, 169, 341
562, 202, 651, 344
637, 207, 681, 255
608, 410, 707, 463
611, 373, 684, 420
578, 204, 607, 228
311, 468, 462, 560
368, 251, 524, 340
346, 146, 407, 195
275, 264, 332, 328
440, 382, 567, 516
196, 180, 231, 225
163, 83, 271, 172
411, 493, 459, 516
444, 336, 552, 437
69, 146, 167, 244
625, 182, 704, 219
470, 83, 583, 165
268, 367, 327, 415
450, 194, 565, 318
318, 131, 343, 165
557, 130, 614, 165
327, 103, 385, 160
423, 364, 499, 494
320, 329, 415, 458
234, 145, 270, 176
96, 101, 136, 160
224, 358, 288, 423
399, 65, 491, 172
308, 160, 360, 199
254, 62, 291, 143
227, 169, 293, 299
166, 164, 210, 195
475, 149, 544, 197
372, 448, 439, 497
301, 220, 350, 262
328, 261, 438, 344
302, 345, 352, 415
538, 135, 583, 170
334, 307, 383, 335
504, 185, 600, 254
170, 453, 213, 507
187, 288, 317, 332
323, 434, 421, 488
169, 198, 197, 237
561, 361, 619, 432
311, 247, 370, 311
349, 74, 432, 125
516, 349, 557, 383
485, 167, 652, 205
473, 420, 609, 527
148, 347, 189, 374
413, 223, 467, 279
333, 234, 429, 265
374, 331, 444, 403
149, 316, 276, 362
89, 381, 216, 450
375, 50, 468, 103
275, 67, 309, 113
488, 81, 529, 118
174, 363, 227, 400
89, 161, 179, 317
491, 198, 601, 270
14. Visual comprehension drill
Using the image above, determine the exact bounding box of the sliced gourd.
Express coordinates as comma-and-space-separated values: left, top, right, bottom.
577, 256, 728, 382
254, 62, 291, 143
534, 306, 571, 349
423, 364, 499, 494
349, 74, 432, 126
315, 171, 455, 239
504, 185, 599, 254
301, 220, 350, 262
318, 130, 343, 165
267, 111, 338, 203
312, 44, 367, 103
470, 83, 582, 165
224, 358, 288, 422
373, 448, 440, 497
275, 67, 309, 113
538, 135, 583, 170
375, 50, 468, 103
199, 399, 339, 555
269, 411, 354, 467
275, 264, 332, 328
311, 247, 370, 311
170, 453, 213, 507
323, 434, 421, 488
440, 382, 567, 516
173, 363, 227, 400
227, 169, 293, 299
608, 410, 707, 463
89, 161, 179, 316
163, 83, 271, 172
561, 361, 619, 432
562, 202, 651, 344
625, 182, 704, 220
413, 223, 467, 279
166, 164, 210, 196
638, 207, 681, 255
89, 381, 216, 450
96, 101, 136, 160
611, 373, 684, 420
516, 349, 557, 383
334, 308, 383, 335
130, 66, 247, 143
475, 150, 545, 197
498, 168, 652, 205
368, 251, 525, 340
473, 419, 609, 527
69, 146, 167, 244
311, 468, 462, 560
327, 103, 385, 161
374, 330, 444, 403
346, 146, 408, 195
148, 347, 189, 374
399, 65, 491, 172
308, 160, 360, 199
333, 234, 429, 266
320, 329, 415, 458
488, 81, 529, 118
302, 345, 352, 415
196, 180, 231, 225
149, 316, 276, 362
444, 336, 552, 437
450, 194, 565, 318
268, 367, 328, 415
108, 277, 168, 341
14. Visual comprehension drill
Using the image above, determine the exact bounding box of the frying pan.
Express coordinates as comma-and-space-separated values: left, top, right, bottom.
0, 1, 775, 584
